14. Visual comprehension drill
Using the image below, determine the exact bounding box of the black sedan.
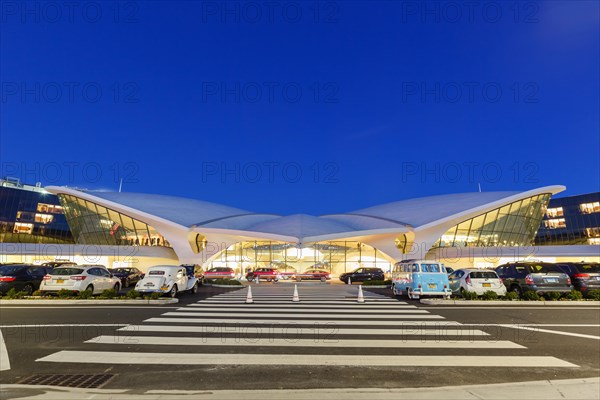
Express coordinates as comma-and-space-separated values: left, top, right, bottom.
108, 267, 144, 288
0, 264, 51, 295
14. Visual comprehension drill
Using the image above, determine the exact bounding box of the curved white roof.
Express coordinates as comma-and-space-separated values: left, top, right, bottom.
46, 185, 565, 242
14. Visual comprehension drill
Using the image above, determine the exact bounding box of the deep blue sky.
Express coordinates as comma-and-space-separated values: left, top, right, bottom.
1, 1, 598, 215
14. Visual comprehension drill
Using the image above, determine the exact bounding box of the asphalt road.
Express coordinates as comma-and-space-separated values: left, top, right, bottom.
0, 284, 599, 393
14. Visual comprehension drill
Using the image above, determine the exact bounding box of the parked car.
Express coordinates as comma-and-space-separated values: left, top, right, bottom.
40, 265, 121, 295
0, 264, 51, 295
246, 268, 279, 282
294, 269, 331, 282
339, 267, 385, 284
391, 260, 451, 299
181, 264, 204, 280
109, 267, 144, 288
135, 265, 199, 297
557, 262, 600, 293
203, 267, 235, 281
495, 262, 573, 297
448, 269, 506, 297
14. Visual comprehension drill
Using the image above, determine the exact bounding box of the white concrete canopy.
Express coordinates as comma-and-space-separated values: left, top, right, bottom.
46, 185, 566, 264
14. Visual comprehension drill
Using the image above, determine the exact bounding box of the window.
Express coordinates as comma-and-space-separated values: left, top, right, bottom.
544, 218, 566, 229
13, 222, 33, 234
586, 228, 600, 238
546, 207, 563, 218
421, 264, 441, 272
37, 203, 64, 214
580, 202, 600, 214
34, 213, 54, 224
589, 238, 600, 245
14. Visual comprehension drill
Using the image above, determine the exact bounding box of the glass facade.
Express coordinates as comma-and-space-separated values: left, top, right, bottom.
0, 184, 73, 244
58, 194, 171, 247
206, 240, 394, 276
535, 192, 600, 245
432, 194, 551, 248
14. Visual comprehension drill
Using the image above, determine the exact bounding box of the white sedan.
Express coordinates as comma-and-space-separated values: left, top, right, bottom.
40, 265, 121, 295
448, 269, 507, 297
135, 265, 199, 297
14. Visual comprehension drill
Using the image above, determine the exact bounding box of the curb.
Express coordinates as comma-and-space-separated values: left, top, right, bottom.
420, 299, 600, 306
362, 286, 390, 289
205, 284, 244, 288
0, 298, 179, 305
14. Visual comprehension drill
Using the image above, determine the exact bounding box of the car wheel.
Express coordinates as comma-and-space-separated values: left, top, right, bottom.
320, 277, 326, 283
124, 278, 130, 288
113, 283, 121, 293
510, 285, 522, 297
85, 285, 94, 294
23, 284, 34, 296
407, 288, 414, 300
191, 283, 198, 294
392, 284, 398, 296
169, 285, 178, 298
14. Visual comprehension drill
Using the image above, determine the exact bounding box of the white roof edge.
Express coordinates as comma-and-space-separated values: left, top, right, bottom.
46, 186, 189, 232
416, 185, 566, 231
303, 227, 412, 243
192, 227, 299, 243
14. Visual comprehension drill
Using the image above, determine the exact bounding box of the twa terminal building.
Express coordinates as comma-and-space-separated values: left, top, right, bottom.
1, 182, 598, 273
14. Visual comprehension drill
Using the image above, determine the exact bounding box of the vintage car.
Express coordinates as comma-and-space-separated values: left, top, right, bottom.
135, 265, 199, 297
391, 260, 452, 299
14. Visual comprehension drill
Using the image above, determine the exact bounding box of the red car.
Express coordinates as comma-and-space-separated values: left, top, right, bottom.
294, 269, 331, 282
246, 268, 279, 282
203, 267, 235, 281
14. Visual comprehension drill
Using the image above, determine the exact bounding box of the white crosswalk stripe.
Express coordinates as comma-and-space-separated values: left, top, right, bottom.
35, 285, 580, 369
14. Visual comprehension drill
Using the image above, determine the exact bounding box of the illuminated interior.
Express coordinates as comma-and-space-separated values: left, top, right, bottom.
580, 202, 600, 214
432, 194, 550, 248
58, 194, 171, 247
205, 240, 394, 276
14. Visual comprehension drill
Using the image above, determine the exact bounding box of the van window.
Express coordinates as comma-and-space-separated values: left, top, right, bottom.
421, 264, 441, 273
411, 264, 419, 272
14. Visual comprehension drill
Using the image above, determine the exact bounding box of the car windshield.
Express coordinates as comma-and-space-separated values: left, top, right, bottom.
420, 264, 441, 273
0, 265, 25, 275
574, 264, 600, 273
528, 264, 563, 273
51, 268, 84, 276
470, 271, 498, 279
148, 270, 165, 276
111, 268, 131, 273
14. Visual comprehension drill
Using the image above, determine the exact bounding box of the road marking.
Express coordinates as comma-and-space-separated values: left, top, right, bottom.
0, 324, 128, 328
198, 300, 403, 305
162, 312, 443, 319
176, 308, 428, 314
117, 325, 489, 336
144, 318, 452, 325
499, 325, 600, 340
87, 335, 522, 349
188, 303, 417, 312
420, 307, 600, 310
37, 352, 578, 367
0, 329, 10, 371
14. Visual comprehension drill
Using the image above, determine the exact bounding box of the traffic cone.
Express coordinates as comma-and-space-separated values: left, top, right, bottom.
292, 284, 300, 302
357, 285, 365, 303
245, 286, 254, 304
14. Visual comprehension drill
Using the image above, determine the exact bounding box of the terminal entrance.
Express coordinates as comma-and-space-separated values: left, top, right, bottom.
203, 240, 394, 278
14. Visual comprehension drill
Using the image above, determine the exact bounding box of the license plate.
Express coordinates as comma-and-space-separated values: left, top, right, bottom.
482, 283, 491, 287
56, 279, 64, 284
545, 278, 558, 283
428, 283, 436, 289
144, 282, 154, 286
160, 286, 169, 291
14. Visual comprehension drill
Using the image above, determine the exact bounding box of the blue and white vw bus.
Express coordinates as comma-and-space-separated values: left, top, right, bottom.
391, 259, 452, 299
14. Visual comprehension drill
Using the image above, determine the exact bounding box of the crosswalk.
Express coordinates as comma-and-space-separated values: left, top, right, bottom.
36, 285, 579, 368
